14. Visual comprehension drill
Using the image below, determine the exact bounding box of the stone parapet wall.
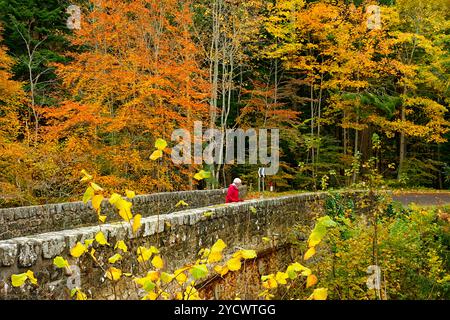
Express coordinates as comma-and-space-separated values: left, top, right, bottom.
0, 190, 368, 299
0, 187, 247, 241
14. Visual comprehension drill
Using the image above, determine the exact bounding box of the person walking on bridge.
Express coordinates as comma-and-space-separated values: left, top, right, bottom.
226, 178, 244, 203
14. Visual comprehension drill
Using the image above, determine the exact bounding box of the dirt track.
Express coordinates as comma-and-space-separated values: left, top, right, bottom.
392, 192, 450, 206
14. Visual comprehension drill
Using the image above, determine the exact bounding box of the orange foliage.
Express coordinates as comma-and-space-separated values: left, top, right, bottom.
43, 0, 210, 193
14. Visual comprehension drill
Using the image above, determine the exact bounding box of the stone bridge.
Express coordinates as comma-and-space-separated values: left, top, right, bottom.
0, 188, 368, 299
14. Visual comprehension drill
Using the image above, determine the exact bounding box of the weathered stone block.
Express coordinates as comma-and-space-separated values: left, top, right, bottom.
36, 235, 66, 259
143, 220, 156, 237
17, 239, 40, 267
0, 242, 18, 266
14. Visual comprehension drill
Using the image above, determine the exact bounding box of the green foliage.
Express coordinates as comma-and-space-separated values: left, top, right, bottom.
399, 158, 443, 188
292, 197, 450, 300
325, 193, 356, 219
294, 135, 345, 190
0, 0, 71, 103
340, 93, 402, 120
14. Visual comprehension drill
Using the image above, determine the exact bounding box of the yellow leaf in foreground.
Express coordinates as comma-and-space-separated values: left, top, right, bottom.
262, 274, 278, 289
226, 257, 242, 271
83, 186, 95, 204
53, 256, 69, 268
301, 269, 312, 277
90, 248, 97, 263
92, 195, 104, 211
80, 169, 93, 182
75, 289, 87, 300
109, 193, 122, 205
193, 170, 211, 181
151, 255, 164, 269
137, 247, 152, 264
175, 292, 183, 300
241, 249, 257, 260
150, 150, 163, 161
176, 273, 187, 285
108, 254, 122, 264
132, 214, 142, 234
193, 172, 203, 181
143, 292, 158, 300
275, 272, 288, 285
175, 200, 189, 207
207, 251, 222, 264
308, 231, 323, 248
126, 190, 136, 199
286, 262, 310, 279
71, 288, 88, 300
70, 242, 87, 258
26, 270, 37, 285
116, 199, 133, 222
211, 239, 227, 253
11, 273, 28, 287
115, 240, 128, 253
134, 276, 155, 292
306, 274, 318, 288
95, 231, 109, 246
155, 138, 168, 150
90, 182, 103, 192
310, 288, 328, 300
304, 247, 316, 261
287, 262, 307, 272
106, 267, 122, 281
161, 272, 174, 284
149, 246, 160, 254
174, 269, 188, 285
147, 271, 160, 281
214, 265, 229, 277
198, 248, 209, 258
184, 286, 201, 300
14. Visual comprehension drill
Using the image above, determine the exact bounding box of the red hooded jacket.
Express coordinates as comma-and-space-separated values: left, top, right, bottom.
226, 184, 243, 203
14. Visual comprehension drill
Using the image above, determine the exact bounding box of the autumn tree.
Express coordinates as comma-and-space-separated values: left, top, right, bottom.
0, 0, 72, 142
264, 0, 449, 187
193, 0, 271, 186
44, 0, 209, 194
0, 26, 29, 205
371, 0, 450, 180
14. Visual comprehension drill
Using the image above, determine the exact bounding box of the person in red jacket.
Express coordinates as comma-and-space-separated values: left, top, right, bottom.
226, 178, 244, 203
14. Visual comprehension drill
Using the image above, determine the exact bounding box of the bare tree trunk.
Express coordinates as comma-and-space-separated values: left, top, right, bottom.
398, 23, 419, 180
398, 104, 406, 179
317, 73, 323, 163
310, 82, 316, 189
15, 25, 47, 145
352, 124, 359, 185
209, 0, 222, 188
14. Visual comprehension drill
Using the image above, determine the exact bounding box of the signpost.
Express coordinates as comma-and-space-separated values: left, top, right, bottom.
258, 167, 266, 197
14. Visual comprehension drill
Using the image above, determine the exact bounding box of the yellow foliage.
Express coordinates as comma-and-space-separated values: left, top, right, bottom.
226, 257, 242, 271
306, 274, 318, 288
70, 242, 87, 258
106, 267, 122, 281
95, 231, 109, 246
304, 247, 316, 261
151, 255, 164, 269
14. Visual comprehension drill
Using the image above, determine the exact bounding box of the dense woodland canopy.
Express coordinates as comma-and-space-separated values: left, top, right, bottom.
0, 0, 449, 207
